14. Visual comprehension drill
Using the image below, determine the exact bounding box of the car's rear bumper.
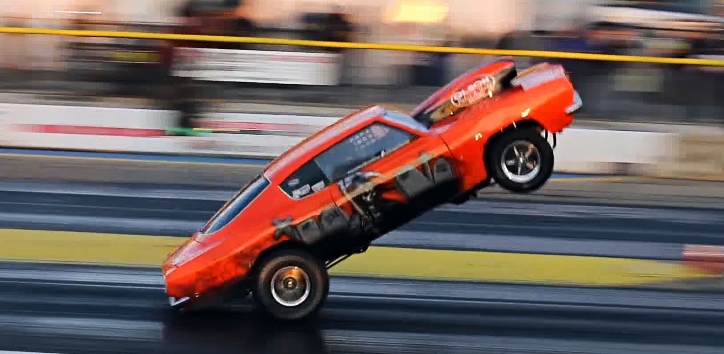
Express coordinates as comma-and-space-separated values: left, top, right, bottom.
565, 90, 583, 114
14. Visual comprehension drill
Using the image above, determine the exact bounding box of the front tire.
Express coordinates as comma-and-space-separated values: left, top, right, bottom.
252, 248, 329, 321
487, 127, 554, 193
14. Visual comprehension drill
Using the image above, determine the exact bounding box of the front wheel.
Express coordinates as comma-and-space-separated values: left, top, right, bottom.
487, 127, 554, 193
252, 248, 329, 321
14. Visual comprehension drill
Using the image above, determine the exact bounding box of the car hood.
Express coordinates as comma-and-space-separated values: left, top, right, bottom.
409, 56, 516, 120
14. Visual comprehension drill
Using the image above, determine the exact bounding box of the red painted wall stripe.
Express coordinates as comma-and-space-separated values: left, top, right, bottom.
17, 124, 166, 137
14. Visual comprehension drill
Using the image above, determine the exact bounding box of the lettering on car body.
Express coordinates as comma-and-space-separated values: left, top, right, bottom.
450, 75, 496, 107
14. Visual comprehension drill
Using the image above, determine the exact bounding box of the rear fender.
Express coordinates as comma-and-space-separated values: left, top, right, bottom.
479, 78, 576, 136
249, 240, 310, 277
482, 119, 545, 163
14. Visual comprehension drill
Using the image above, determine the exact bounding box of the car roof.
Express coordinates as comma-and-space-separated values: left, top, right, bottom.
263, 105, 385, 183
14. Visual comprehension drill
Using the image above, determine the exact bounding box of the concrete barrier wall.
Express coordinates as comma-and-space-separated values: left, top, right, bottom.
653, 134, 724, 180
1, 102, 721, 180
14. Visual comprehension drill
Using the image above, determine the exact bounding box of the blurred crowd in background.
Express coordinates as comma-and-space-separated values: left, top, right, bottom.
0, 0, 723, 125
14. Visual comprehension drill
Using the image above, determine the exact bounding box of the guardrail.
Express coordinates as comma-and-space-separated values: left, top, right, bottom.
1, 26, 724, 66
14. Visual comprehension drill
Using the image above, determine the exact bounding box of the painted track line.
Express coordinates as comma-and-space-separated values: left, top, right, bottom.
0, 147, 618, 182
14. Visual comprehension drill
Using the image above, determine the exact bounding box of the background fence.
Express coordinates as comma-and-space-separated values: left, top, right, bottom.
1, 23, 723, 125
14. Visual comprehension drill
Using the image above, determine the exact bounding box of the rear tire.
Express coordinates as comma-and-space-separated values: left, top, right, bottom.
487, 127, 554, 193
252, 248, 329, 321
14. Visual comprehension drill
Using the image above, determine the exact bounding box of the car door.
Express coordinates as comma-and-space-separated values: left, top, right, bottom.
273, 159, 345, 247
316, 118, 459, 240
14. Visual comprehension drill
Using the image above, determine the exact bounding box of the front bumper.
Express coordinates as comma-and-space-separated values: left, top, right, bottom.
168, 295, 191, 307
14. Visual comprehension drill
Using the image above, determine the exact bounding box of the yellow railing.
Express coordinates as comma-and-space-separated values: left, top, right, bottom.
1, 26, 723, 67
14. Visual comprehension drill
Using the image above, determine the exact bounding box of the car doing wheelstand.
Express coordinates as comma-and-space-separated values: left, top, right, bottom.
162, 56, 582, 321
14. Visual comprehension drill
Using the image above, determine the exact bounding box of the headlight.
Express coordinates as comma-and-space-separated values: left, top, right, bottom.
170, 240, 205, 267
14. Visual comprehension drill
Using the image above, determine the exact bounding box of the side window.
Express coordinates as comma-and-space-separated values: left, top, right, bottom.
314, 122, 415, 181
281, 160, 330, 199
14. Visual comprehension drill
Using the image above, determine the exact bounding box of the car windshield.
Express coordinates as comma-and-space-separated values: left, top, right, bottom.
198, 175, 270, 235
383, 111, 429, 133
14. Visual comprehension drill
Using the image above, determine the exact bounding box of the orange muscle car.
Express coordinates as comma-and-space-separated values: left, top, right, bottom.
162, 56, 582, 320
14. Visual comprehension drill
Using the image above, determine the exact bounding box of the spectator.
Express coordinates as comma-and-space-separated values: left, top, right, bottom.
323, 5, 354, 86
230, 3, 256, 50
300, 12, 328, 41
167, 0, 205, 132
323, 5, 353, 53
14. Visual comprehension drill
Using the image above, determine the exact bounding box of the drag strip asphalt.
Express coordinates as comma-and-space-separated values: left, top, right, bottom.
0, 179, 723, 260
4, 148, 724, 210
0, 262, 724, 354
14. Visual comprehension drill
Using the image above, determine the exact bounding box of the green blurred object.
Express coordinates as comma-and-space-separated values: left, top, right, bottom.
167, 127, 247, 136
165, 127, 212, 136
111, 51, 160, 62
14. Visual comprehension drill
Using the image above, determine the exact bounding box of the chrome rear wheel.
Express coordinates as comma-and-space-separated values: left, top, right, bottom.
487, 127, 554, 193
500, 140, 542, 184
271, 266, 311, 307
252, 248, 329, 321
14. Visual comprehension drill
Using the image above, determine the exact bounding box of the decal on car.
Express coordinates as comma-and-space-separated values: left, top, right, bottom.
450, 75, 496, 107
338, 170, 384, 219
270, 149, 460, 250
291, 184, 311, 198
271, 204, 359, 245
311, 180, 326, 192
272, 217, 297, 240
395, 154, 457, 198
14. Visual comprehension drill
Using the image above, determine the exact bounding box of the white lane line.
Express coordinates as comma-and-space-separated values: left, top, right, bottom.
0, 351, 63, 354
0, 212, 203, 232
0, 200, 210, 215
322, 330, 724, 354
0, 315, 162, 341
3, 267, 724, 311
442, 200, 724, 224
0, 181, 234, 201
0, 280, 162, 290
0, 268, 163, 286
1, 180, 720, 223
